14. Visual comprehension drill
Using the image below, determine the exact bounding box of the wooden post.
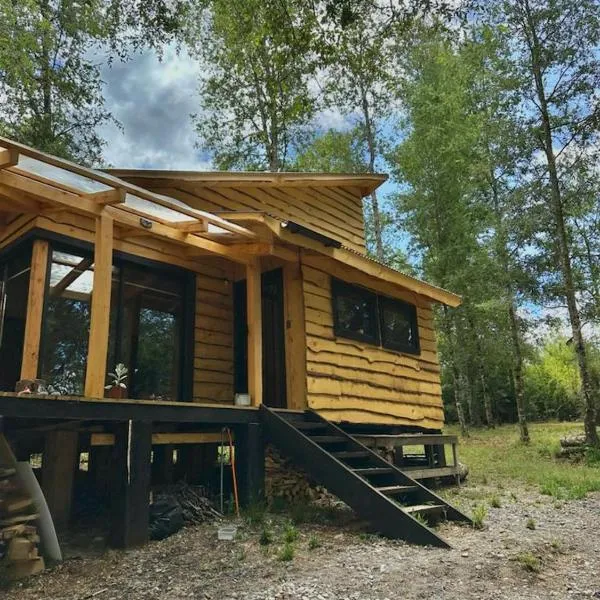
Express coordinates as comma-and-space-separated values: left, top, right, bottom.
236, 422, 264, 507
246, 259, 262, 406
283, 261, 307, 410
110, 421, 152, 548
20, 239, 49, 380
41, 430, 79, 531
84, 214, 113, 398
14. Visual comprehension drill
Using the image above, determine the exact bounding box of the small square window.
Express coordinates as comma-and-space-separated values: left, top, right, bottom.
332, 279, 379, 345
379, 295, 420, 354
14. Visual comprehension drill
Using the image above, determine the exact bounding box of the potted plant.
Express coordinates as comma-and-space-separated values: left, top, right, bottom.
105, 363, 128, 399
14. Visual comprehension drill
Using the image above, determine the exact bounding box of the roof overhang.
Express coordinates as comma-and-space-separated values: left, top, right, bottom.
106, 169, 388, 197
216, 212, 462, 307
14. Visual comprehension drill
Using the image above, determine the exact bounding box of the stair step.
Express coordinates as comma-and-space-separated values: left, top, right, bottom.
353, 467, 394, 476
294, 422, 328, 430
310, 436, 347, 444
332, 450, 370, 459
404, 504, 445, 516
376, 485, 418, 496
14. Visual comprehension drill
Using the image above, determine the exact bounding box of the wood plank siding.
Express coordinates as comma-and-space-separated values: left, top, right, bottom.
301, 263, 444, 430
193, 263, 235, 404
125, 182, 367, 254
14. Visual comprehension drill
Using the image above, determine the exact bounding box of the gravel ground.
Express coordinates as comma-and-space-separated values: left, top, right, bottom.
5, 485, 600, 600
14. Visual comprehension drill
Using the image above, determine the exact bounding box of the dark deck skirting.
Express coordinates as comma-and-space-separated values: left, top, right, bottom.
0, 393, 258, 424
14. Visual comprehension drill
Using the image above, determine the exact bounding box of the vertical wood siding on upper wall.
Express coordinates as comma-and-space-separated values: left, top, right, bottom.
302, 263, 445, 429
145, 184, 367, 254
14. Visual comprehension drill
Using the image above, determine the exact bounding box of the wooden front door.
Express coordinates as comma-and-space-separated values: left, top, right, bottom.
233, 268, 287, 408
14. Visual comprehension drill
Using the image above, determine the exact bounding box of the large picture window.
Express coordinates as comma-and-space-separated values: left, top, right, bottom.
331, 278, 420, 355
39, 242, 190, 400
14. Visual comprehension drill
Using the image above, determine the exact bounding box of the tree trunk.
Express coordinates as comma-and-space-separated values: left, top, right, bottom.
359, 83, 384, 261
508, 300, 529, 443
467, 312, 494, 427
443, 306, 468, 437
524, 0, 599, 446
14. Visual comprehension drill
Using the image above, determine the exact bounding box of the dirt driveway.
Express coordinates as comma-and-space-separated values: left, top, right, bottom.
4, 486, 600, 600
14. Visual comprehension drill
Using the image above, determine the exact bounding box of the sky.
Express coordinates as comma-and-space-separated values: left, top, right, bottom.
98, 46, 212, 170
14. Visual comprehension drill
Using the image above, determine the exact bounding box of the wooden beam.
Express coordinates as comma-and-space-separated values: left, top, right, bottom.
0, 148, 18, 169
86, 188, 125, 206
84, 214, 113, 398
235, 422, 264, 506
90, 431, 233, 446
41, 430, 78, 531
49, 256, 93, 298
172, 220, 208, 233
0, 184, 42, 212
0, 170, 101, 216
283, 262, 307, 410
246, 259, 263, 406
20, 240, 49, 380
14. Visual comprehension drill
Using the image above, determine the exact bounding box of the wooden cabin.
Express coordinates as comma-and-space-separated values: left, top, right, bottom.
0, 138, 464, 552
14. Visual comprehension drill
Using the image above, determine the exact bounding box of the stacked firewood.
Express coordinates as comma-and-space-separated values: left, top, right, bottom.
0, 467, 44, 580
265, 445, 329, 505
156, 481, 222, 525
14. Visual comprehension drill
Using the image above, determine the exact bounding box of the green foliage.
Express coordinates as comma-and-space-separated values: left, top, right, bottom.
259, 527, 273, 546
184, 0, 318, 170
513, 552, 541, 573
471, 504, 487, 530
489, 494, 501, 508
277, 542, 295, 562
307, 535, 321, 550
525, 517, 536, 530
283, 523, 299, 543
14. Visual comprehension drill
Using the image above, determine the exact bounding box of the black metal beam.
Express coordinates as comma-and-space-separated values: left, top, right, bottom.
0, 393, 257, 425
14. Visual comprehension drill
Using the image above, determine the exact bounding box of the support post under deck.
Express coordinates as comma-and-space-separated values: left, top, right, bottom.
110, 421, 152, 548
236, 422, 265, 507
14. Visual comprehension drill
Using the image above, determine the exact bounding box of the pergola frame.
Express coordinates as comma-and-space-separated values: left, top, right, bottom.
0, 139, 269, 403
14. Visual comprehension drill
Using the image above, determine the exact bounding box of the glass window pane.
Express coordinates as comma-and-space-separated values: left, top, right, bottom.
41, 250, 119, 394
379, 296, 420, 354
120, 265, 183, 401
17, 156, 111, 193
332, 279, 379, 344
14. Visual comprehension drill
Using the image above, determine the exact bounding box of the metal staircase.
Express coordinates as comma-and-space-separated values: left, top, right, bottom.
260, 406, 472, 548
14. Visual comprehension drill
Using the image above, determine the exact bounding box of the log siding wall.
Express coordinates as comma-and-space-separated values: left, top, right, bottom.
146, 184, 367, 254
302, 263, 444, 429
193, 264, 235, 404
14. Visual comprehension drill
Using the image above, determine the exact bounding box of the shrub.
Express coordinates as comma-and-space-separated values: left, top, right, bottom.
278, 542, 295, 562
284, 523, 299, 543
472, 504, 487, 530
259, 527, 273, 545
308, 535, 321, 550
514, 552, 541, 572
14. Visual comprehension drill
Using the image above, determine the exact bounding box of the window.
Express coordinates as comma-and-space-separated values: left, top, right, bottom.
331, 278, 379, 345
331, 278, 420, 355
378, 295, 420, 355
39, 242, 189, 400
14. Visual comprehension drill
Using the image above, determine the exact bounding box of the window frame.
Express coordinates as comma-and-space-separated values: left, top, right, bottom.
35, 232, 195, 401
331, 277, 380, 346
331, 277, 421, 356
378, 294, 420, 355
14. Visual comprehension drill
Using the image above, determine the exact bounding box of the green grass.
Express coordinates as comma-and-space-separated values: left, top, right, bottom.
513, 551, 541, 573
446, 422, 600, 500
277, 542, 295, 562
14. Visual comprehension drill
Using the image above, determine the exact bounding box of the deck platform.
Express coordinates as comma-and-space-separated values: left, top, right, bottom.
0, 392, 258, 424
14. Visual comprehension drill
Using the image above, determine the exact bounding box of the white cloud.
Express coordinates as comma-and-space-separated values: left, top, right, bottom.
97, 45, 211, 170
